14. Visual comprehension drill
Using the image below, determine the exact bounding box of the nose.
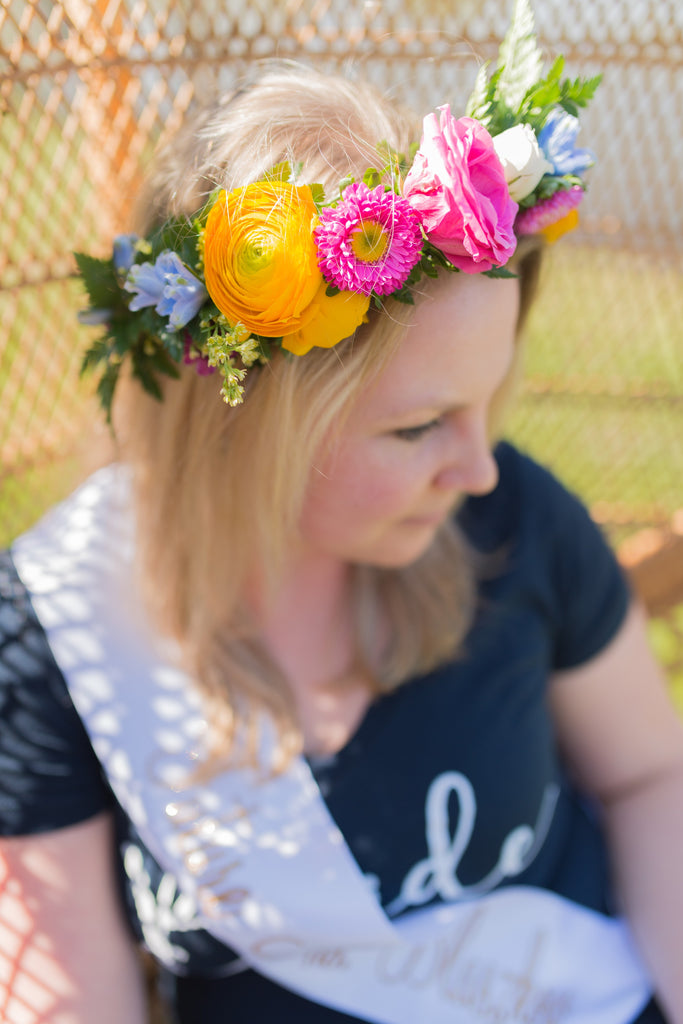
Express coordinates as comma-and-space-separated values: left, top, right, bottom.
432, 411, 499, 497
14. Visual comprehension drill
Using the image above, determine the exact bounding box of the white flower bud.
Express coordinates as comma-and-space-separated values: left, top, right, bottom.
492, 124, 553, 202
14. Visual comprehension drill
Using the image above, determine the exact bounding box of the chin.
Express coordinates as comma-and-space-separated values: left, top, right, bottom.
353, 522, 443, 569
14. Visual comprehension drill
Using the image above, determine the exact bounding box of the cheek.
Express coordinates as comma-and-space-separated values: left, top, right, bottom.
304, 445, 420, 530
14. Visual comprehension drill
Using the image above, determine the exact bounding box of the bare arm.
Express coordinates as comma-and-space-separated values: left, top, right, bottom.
550, 601, 683, 1024
0, 811, 147, 1024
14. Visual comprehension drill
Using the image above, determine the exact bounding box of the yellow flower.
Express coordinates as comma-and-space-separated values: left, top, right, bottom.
203, 182, 322, 337
540, 208, 579, 244
281, 281, 370, 356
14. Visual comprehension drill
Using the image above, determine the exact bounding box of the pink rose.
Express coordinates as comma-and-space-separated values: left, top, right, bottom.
403, 107, 518, 273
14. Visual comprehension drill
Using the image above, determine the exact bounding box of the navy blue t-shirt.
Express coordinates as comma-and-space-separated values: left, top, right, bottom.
0, 444, 662, 1024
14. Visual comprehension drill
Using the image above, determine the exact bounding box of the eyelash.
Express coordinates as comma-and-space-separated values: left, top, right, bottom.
393, 418, 443, 442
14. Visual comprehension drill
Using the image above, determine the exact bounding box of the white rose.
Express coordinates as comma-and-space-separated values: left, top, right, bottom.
492, 124, 553, 202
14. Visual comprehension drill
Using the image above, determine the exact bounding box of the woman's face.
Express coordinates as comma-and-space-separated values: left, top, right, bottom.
298, 271, 520, 569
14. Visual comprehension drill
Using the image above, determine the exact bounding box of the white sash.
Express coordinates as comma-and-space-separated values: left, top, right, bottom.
12, 468, 653, 1024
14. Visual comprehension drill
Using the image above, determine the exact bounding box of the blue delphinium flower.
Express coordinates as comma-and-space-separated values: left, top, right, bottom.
538, 108, 595, 177
124, 259, 166, 310
113, 234, 139, 274
155, 252, 208, 329
124, 251, 207, 329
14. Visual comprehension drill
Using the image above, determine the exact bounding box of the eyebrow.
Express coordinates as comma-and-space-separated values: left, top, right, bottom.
371, 336, 517, 429
373, 371, 513, 429
371, 403, 458, 431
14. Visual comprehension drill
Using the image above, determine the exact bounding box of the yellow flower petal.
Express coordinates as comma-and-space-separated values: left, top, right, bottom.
540, 208, 579, 244
281, 282, 370, 356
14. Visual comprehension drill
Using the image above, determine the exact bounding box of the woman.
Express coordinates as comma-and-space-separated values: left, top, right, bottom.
2, 12, 683, 1023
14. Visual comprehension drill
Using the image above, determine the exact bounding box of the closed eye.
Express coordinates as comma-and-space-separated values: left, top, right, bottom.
393, 418, 443, 442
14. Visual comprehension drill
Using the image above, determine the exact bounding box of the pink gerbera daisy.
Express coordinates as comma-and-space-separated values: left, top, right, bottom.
515, 184, 584, 236
315, 182, 423, 297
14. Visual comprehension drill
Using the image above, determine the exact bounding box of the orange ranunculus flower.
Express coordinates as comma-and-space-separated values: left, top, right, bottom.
203, 181, 322, 338
281, 280, 370, 356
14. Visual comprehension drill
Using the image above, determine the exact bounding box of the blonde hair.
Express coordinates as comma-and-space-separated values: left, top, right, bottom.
115, 65, 542, 767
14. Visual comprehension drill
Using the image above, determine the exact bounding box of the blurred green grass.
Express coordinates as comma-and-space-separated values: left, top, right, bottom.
505, 245, 683, 704
507, 247, 682, 545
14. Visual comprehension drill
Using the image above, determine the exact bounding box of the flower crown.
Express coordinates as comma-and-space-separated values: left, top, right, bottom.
77, 0, 600, 419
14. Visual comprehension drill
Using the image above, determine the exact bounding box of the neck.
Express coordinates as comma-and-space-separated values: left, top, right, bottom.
248, 552, 356, 687
247, 552, 380, 758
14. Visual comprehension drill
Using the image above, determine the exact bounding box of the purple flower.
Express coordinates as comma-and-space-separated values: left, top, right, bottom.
538, 109, 594, 177
113, 234, 139, 274
516, 184, 584, 238
315, 182, 423, 297
124, 251, 207, 329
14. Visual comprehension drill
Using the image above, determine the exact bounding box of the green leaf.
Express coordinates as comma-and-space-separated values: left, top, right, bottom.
483, 265, 518, 279
309, 182, 326, 208
560, 73, 602, 110
190, 188, 223, 234
391, 288, 415, 305
376, 140, 398, 161
263, 161, 295, 183
131, 351, 163, 401
337, 175, 355, 197
403, 263, 424, 290
80, 336, 111, 374
161, 329, 185, 363
465, 61, 493, 121
149, 345, 181, 379
74, 252, 121, 310
376, 140, 412, 179
259, 160, 304, 185
525, 174, 583, 205
419, 242, 459, 277
547, 54, 564, 82
325, 283, 341, 298
531, 176, 564, 201
495, 0, 544, 113
108, 316, 145, 358
362, 167, 382, 189
150, 216, 201, 271
96, 362, 121, 423
523, 79, 561, 113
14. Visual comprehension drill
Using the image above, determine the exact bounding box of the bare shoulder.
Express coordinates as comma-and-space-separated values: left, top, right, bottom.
0, 811, 147, 1023
549, 601, 683, 802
